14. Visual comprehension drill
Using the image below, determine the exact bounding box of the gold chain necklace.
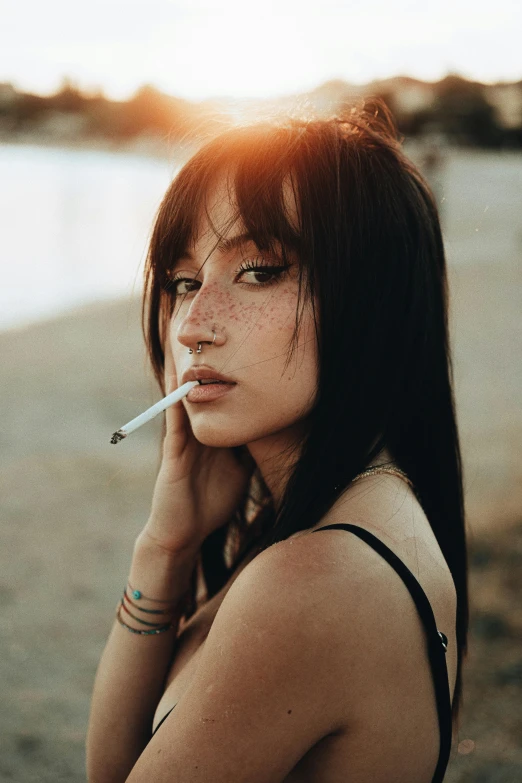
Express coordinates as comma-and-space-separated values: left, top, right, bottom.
350, 465, 413, 489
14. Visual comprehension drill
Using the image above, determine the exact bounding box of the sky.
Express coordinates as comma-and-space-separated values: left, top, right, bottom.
1, 0, 521, 102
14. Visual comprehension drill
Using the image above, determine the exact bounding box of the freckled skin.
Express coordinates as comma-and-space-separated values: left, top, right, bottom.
168, 171, 318, 486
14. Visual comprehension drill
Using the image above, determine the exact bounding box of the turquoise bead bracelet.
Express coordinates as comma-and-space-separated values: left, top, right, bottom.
123, 587, 177, 615
115, 582, 179, 636
127, 582, 177, 604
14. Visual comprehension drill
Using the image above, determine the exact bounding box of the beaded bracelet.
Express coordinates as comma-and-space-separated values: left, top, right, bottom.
115, 602, 173, 636
123, 587, 177, 615
120, 596, 171, 628
127, 582, 178, 604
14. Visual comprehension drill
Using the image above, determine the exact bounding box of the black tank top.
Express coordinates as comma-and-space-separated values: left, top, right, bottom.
151, 523, 453, 782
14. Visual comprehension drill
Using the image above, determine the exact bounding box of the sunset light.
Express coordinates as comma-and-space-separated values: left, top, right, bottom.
1, 0, 520, 101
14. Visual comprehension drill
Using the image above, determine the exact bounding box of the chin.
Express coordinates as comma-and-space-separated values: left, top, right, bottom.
189, 418, 250, 448
188, 414, 290, 449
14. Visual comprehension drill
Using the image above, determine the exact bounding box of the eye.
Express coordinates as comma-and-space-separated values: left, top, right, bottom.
165, 274, 201, 296
236, 257, 291, 287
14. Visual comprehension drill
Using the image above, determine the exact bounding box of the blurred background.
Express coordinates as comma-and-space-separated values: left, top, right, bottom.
0, 1, 521, 780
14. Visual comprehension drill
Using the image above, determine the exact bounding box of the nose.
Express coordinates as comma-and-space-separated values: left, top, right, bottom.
174, 282, 222, 351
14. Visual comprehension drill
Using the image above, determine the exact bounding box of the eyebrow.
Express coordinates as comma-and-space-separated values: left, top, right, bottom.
178, 232, 258, 262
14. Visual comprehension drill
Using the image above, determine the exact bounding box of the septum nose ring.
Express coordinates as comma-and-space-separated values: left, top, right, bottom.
188, 330, 216, 354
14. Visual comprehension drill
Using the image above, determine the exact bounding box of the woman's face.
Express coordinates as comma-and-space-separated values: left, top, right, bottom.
167, 171, 319, 449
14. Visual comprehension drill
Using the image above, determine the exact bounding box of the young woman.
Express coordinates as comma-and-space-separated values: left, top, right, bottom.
87, 100, 468, 782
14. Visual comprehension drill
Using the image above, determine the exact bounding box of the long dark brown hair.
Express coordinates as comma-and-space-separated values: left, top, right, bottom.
142, 98, 469, 732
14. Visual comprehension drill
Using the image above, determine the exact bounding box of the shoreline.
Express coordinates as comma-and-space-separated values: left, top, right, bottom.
0, 134, 199, 163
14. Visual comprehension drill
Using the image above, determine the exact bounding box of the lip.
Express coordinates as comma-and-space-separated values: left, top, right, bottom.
181, 365, 237, 385
186, 382, 236, 403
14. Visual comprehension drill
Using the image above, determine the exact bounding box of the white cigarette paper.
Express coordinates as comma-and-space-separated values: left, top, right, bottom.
110, 380, 199, 444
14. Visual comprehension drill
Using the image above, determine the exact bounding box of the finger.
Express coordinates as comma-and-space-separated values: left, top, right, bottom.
163, 327, 189, 442
164, 327, 178, 392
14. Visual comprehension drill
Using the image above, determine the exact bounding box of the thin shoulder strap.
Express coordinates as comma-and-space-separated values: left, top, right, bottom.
312, 523, 452, 783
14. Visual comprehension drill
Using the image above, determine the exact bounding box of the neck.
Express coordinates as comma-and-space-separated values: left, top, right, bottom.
247, 425, 396, 511
246, 424, 307, 511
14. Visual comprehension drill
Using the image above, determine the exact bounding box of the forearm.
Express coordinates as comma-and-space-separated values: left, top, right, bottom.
86, 533, 199, 783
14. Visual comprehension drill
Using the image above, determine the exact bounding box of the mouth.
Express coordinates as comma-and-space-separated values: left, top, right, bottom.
186, 381, 236, 403
181, 365, 236, 386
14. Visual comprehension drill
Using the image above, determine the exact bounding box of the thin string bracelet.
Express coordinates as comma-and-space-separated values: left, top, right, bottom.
120, 598, 172, 628
116, 604, 173, 636
127, 582, 178, 603
123, 587, 178, 615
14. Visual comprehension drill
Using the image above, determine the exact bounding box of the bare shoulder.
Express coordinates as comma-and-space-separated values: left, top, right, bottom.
243, 514, 457, 684
235, 523, 414, 630
227, 527, 413, 683
286, 505, 458, 705
231, 527, 385, 624
221, 532, 356, 642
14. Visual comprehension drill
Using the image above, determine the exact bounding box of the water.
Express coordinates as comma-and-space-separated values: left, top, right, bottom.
0, 144, 177, 331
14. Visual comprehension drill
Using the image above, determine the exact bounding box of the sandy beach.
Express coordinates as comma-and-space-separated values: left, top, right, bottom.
1, 148, 521, 780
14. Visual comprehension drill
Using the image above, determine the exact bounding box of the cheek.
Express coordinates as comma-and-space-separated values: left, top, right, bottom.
231, 285, 300, 338
248, 284, 300, 339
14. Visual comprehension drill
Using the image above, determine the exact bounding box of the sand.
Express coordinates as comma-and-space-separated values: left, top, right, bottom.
0, 147, 521, 781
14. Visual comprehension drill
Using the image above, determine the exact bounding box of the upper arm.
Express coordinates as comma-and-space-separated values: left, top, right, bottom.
125, 537, 350, 783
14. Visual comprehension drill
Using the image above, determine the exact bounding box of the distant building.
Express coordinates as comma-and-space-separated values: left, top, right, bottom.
484, 83, 522, 129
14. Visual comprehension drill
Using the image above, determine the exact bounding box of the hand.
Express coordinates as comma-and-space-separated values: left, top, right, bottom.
140, 328, 256, 555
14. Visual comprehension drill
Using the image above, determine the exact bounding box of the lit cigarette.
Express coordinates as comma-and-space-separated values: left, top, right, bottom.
110, 380, 199, 444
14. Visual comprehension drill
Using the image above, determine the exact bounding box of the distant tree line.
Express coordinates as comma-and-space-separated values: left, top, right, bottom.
0, 75, 521, 149
371, 75, 522, 148
0, 80, 232, 148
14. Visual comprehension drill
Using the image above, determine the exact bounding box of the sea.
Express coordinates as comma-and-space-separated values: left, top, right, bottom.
0, 143, 177, 331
